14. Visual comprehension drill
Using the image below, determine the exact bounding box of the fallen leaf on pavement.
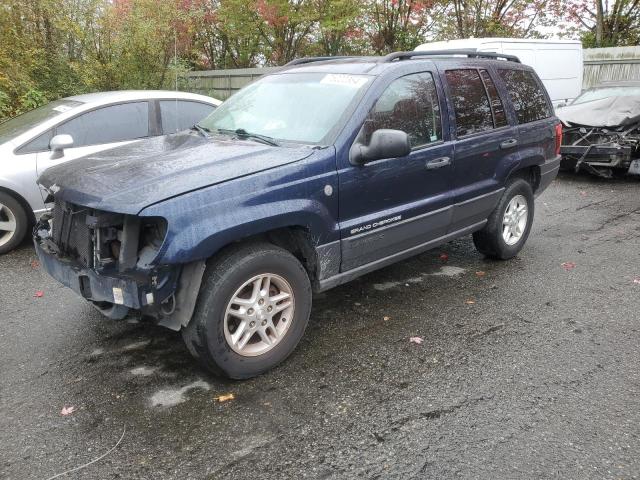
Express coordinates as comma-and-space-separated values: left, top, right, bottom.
214, 393, 235, 403
475, 271, 486, 277
30, 260, 40, 269
579, 191, 587, 197
34, 290, 44, 298
409, 336, 424, 345
61, 406, 75, 416
465, 299, 476, 304
439, 253, 449, 262
561, 262, 576, 271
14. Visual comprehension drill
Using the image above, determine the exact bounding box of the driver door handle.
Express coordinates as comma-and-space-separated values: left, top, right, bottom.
500, 138, 518, 149
426, 156, 451, 170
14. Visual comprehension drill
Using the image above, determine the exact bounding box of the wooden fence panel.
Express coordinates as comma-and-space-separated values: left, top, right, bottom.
583, 46, 640, 88
180, 67, 278, 100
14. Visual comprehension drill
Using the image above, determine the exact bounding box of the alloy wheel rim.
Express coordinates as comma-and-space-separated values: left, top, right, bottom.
223, 273, 295, 357
0, 203, 17, 247
502, 195, 528, 246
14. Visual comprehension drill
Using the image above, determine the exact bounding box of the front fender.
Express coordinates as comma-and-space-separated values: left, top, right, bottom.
160, 199, 336, 263
140, 152, 339, 264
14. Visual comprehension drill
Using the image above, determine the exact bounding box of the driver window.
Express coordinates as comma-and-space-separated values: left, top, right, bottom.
360, 72, 442, 149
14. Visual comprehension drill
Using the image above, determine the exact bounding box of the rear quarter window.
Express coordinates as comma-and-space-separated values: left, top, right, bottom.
497, 69, 552, 124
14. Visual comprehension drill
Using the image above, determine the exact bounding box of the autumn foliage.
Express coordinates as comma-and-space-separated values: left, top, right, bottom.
0, 0, 637, 120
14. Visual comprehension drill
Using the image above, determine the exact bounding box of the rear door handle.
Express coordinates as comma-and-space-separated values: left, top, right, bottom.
426, 156, 451, 170
500, 138, 518, 149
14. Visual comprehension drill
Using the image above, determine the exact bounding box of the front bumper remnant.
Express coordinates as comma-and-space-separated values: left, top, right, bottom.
33, 216, 179, 320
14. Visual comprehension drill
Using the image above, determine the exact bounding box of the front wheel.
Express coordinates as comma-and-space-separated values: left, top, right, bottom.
473, 178, 534, 260
0, 192, 29, 255
182, 242, 312, 379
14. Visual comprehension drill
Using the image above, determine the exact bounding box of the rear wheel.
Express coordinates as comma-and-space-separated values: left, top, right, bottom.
473, 178, 534, 260
0, 192, 28, 255
182, 242, 312, 379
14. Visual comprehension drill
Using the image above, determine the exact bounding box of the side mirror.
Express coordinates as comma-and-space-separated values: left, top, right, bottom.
350, 129, 411, 165
49, 134, 74, 159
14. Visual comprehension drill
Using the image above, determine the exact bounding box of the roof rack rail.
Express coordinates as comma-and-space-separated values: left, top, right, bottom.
283, 50, 520, 68
285, 56, 365, 66
381, 49, 521, 63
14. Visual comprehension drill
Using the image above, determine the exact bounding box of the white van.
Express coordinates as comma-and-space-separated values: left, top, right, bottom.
415, 38, 583, 107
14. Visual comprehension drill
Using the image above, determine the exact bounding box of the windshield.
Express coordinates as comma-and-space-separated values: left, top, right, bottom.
0, 99, 83, 145
573, 86, 640, 105
198, 72, 372, 145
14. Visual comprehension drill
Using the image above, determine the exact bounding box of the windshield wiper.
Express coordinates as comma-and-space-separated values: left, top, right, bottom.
217, 128, 280, 147
192, 124, 211, 137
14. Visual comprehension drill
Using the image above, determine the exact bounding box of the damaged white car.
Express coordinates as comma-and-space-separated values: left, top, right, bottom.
557, 80, 640, 178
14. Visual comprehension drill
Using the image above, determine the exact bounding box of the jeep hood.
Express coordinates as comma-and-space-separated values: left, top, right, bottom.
556, 96, 640, 128
38, 132, 314, 214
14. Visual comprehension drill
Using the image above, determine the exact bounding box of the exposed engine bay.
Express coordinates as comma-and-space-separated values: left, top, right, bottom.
33, 197, 204, 330
556, 95, 640, 178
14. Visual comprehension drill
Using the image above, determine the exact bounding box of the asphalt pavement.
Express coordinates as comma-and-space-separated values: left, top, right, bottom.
1, 172, 639, 479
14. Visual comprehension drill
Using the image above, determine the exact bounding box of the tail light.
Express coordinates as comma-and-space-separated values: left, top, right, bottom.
554, 123, 563, 156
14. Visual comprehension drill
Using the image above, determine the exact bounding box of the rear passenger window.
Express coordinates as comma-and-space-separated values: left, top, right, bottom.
497, 69, 551, 123
479, 70, 508, 128
362, 72, 442, 149
160, 101, 216, 134
445, 69, 493, 137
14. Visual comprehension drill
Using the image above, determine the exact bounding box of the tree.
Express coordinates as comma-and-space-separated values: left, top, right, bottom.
567, 0, 640, 47
363, 0, 445, 54
190, 0, 264, 69
96, 0, 194, 89
255, 0, 319, 64
315, 0, 365, 56
437, 0, 563, 39
0, 0, 91, 116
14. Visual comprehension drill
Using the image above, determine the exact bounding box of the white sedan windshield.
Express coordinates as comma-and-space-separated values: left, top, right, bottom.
0, 99, 83, 145
573, 86, 640, 105
199, 72, 371, 144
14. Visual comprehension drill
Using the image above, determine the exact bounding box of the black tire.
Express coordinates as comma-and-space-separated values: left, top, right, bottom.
182, 242, 312, 379
0, 191, 29, 255
473, 178, 534, 260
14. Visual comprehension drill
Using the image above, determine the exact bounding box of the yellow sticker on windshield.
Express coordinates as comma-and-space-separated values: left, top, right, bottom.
320, 74, 368, 88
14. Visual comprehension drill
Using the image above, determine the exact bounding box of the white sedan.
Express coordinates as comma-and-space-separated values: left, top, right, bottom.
0, 90, 221, 253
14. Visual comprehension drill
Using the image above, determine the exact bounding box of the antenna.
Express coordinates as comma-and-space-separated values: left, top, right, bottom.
174, 29, 178, 92
174, 28, 178, 133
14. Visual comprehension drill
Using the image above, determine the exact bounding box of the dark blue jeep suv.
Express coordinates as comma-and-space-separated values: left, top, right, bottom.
34, 50, 562, 378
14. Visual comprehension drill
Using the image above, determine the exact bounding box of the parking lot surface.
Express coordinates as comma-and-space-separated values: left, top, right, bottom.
1, 172, 639, 479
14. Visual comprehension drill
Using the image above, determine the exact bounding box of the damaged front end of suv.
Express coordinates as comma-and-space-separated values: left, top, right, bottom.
32, 128, 317, 336
34, 196, 192, 324
557, 90, 640, 178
